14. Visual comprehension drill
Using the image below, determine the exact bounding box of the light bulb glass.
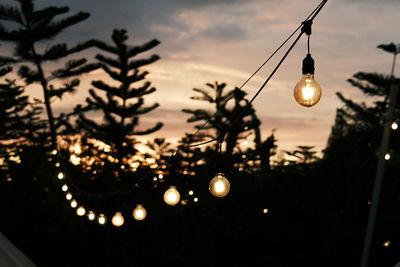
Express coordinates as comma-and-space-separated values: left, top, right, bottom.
111, 212, 124, 227
209, 172, 230, 198
163, 186, 180, 206
76, 206, 86, 216
98, 214, 106, 225
293, 74, 322, 107
70, 199, 77, 208
133, 204, 147, 221
87, 211, 96, 221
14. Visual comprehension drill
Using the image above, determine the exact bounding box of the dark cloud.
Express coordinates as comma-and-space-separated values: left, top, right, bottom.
202, 23, 247, 41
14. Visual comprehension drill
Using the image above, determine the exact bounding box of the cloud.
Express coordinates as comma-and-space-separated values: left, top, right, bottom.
202, 23, 247, 41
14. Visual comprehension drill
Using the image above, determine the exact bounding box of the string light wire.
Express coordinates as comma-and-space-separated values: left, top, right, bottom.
51, 0, 329, 202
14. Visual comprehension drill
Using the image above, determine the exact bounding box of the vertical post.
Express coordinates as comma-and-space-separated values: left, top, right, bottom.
360, 82, 398, 267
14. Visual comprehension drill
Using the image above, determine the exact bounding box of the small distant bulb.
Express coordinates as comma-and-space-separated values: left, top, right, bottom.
263, 209, 269, 214
133, 204, 147, 221
66, 193, 72, 200
163, 186, 180, 206
70, 199, 77, 208
52, 150, 57, 155
209, 172, 230, 198
188, 190, 194, 196
98, 214, 106, 225
383, 241, 390, 247
158, 174, 164, 179
61, 184, 68, 192
385, 153, 390, 160
87, 211, 96, 221
111, 212, 124, 227
57, 172, 64, 179
76, 206, 86, 216
193, 197, 199, 203
392, 122, 398, 130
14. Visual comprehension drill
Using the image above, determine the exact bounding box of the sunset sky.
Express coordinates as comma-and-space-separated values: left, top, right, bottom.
2, 0, 400, 156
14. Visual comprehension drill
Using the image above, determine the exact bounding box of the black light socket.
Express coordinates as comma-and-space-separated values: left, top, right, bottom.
302, 53, 315, 75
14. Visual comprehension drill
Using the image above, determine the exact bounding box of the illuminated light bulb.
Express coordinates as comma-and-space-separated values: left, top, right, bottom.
263, 208, 269, 214
163, 186, 180, 206
52, 150, 57, 155
57, 172, 64, 180
66, 193, 72, 200
132, 204, 147, 221
158, 174, 164, 179
293, 54, 322, 107
111, 212, 124, 227
188, 190, 194, 196
153, 177, 157, 181
76, 206, 86, 216
193, 197, 199, 203
209, 172, 230, 198
98, 214, 106, 225
61, 184, 68, 192
383, 241, 390, 247
70, 199, 78, 208
87, 211, 96, 221
384, 153, 390, 160
392, 121, 398, 130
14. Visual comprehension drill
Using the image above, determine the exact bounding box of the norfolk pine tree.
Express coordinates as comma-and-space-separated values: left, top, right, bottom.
0, 0, 98, 147
75, 29, 163, 170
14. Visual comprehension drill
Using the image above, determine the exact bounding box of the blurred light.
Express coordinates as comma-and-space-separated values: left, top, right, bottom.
112, 212, 124, 227
70, 199, 77, 208
55, 162, 60, 167
383, 241, 390, 247
209, 172, 230, 198
98, 214, 106, 225
52, 150, 57, 155
163, 186, 180, 206
158, 174, 163, 179
87, 211, 96, 221
76, 206, 86, 216
263, 209, 269, 214
392, 121, 398, 130
188, 190, 194, 196
61, 184, 68, 192
385, 153, 390, 160
66, 193, 72, 200
367, 200, 372, 205
193, 197, 199, 203
153, 177, 157, 181
57, 172, 64, 180
132, 204, 147, 221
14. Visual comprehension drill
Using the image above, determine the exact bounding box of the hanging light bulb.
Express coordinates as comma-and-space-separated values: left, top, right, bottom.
294, 54, 322, 107
70, 199, 78, 208
163, 186, 180, 206
61, 184, 68, 192
97, 214, 107, 225
87, 211, 96, 221
66, 192, 72, 200
76, 206, 86, 216
209, 172, 230, 198
392, 121, 398, 130
111, 212, 124, 227
132, 204, 147, 221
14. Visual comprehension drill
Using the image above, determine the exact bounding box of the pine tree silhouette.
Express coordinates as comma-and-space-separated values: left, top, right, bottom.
0, 0, 98, 147
75, 29, 163, 170
182, 82, 261, 170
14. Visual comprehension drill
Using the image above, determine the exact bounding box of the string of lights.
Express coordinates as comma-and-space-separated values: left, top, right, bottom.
20, 0, 330, 227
